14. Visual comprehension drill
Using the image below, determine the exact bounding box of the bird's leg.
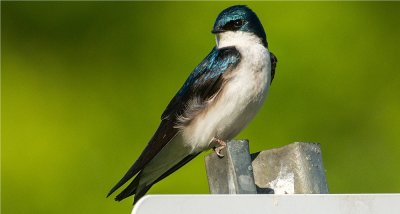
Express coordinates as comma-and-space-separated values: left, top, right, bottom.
209, 137, 227, 158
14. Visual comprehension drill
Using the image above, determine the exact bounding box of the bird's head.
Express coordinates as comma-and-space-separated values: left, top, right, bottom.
212, 5, 268, 48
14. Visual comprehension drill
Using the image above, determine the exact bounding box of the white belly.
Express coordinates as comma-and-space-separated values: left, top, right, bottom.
182, 33, 272, 153
139, 31, 272, 186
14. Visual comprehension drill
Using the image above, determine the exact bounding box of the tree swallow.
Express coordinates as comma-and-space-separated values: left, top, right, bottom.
107, 5, 277, 204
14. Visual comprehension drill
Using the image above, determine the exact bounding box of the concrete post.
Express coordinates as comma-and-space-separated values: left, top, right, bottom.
205, 140, 257, 194
205, 141, 329, 194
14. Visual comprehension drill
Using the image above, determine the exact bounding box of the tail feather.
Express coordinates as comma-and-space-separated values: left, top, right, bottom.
107, 163, 140, 198
107, 119, 179, 198
133, 153, 200, 203
109, 153, 201, 204
114, 173, 141, 201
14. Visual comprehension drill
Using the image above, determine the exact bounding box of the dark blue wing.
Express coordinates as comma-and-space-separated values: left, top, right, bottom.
108, 46, 241, 200
270, 51, 277, 84
162, 46, 241, 120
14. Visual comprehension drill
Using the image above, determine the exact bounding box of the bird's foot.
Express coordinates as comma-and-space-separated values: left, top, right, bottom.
210, 137, 227, 158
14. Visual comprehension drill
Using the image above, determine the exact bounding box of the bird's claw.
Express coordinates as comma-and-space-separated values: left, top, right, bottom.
210, 137, 227, 158
214, 146, 225, 158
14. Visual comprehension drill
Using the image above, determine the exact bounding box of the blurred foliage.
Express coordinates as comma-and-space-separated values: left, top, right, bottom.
2, 2, 400, 214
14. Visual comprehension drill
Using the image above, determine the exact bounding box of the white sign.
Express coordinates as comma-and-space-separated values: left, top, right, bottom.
132, 194, 400, 214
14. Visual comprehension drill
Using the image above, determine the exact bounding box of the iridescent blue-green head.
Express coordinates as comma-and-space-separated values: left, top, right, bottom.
212, 5, 268, 47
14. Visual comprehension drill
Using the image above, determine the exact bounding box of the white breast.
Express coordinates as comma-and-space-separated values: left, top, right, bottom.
182, 31, 272, 153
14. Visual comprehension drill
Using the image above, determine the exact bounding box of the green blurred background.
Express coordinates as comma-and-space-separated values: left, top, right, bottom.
2, 1, 400, 213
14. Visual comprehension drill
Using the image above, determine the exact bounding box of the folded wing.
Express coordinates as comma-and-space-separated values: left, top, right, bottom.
107, 46, 241, 203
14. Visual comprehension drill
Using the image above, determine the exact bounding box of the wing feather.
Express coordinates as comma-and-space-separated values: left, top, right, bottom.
162, 46, 241, 120
107, 119, 178, 197
108, 46, 241, 200
270, 51, 277, 84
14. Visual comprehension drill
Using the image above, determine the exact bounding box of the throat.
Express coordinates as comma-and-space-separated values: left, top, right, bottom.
216, 31, 263, 49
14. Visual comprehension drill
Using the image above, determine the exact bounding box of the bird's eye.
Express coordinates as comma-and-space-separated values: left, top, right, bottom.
233, 20, 243, 28
222, 19, 245, 31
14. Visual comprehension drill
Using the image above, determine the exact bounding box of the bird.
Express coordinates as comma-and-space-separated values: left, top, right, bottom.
107, 5, 277, 204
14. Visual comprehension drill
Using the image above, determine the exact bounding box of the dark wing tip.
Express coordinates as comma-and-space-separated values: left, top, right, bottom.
108, 120, 179, 202
106, 191, 113, 198
114, 188, 131, 201
113, 175, 141, 202
114, 195, 124, 202
270, 51, 277, 84
107, 179, 127, 197
107, 184, 120, 198
107, 166, 138, 198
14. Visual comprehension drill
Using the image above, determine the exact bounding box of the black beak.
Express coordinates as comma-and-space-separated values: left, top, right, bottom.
211, 28, 225, 34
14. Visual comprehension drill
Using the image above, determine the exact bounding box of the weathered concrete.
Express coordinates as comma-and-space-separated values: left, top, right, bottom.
205, 140, 257, 194
251, 142, 329, 194
205, 141, 329, 194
